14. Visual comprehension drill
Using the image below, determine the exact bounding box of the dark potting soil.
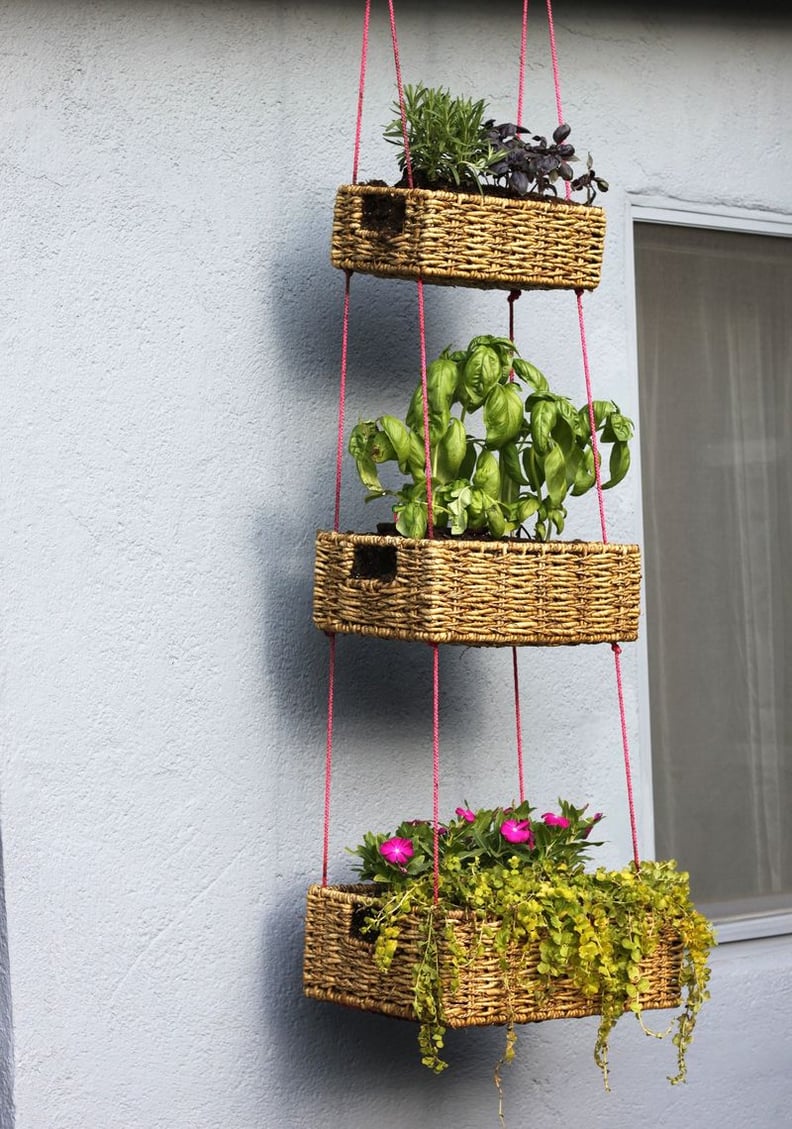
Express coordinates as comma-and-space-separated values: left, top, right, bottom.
365, 176, 581, 204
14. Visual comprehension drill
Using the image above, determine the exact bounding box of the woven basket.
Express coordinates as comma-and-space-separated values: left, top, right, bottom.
330, 184, 606, 292
313, 531, 640, 646
303, 884, 682, 1027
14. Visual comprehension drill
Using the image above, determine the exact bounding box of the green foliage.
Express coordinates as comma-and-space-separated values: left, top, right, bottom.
383, 84, 498, 192
352, 800, 602, 888
348, 335, 633, 541
350, 804, 715, 1086
383, 82, 607, 202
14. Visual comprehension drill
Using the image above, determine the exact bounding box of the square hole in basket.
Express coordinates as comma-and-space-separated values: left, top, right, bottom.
351, 544, 397, 582
361, 193, 406, 235
350, 904, 378, 943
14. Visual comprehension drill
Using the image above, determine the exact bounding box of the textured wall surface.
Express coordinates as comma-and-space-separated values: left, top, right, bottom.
0, 2, 790, 1127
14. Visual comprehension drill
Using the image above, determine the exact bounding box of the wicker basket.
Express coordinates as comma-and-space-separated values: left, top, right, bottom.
330, 184, 606, 292
303, 884, 682, 1027
313, 531, 640, 646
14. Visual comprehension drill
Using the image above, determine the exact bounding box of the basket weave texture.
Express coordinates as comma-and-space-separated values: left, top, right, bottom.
303, 884, 682, 1027
313, 531, 640, 646
330, 184, 606, 292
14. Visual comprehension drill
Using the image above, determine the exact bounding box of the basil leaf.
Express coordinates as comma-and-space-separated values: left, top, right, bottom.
379, 415, 412, 470
426, 357, 459, 411
395, 500, 427, 539
348, 420, 377, 460
500, 441, 530, 485
571, 447, 596, 495
407, 430, 429, 479
550, 416, 576, 458
486, 504, 506, 538
512, 357, 549, 393
604, 440, 631, 488
355, 454, 385, 495
543, 443, 568, 506
447, 485, 472, 535
466, 487, 488, 528
472, 449, 501, 497
531, 399, 557, 453
405, 384, 450, 444
483, 383, 523, 448
435, 418, 468, 482
368, 429, 396, 464
458, 345, 502, 411
516, 496, 540, 523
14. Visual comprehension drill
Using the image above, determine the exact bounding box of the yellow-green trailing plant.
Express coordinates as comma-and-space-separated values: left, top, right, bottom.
350, 801, 715, 1087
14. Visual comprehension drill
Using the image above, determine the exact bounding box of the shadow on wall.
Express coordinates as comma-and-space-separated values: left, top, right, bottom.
258, 883, 523, 1119
256, 197, 491, 737
0, 833, 14, 1129
252, 140, 546, 1116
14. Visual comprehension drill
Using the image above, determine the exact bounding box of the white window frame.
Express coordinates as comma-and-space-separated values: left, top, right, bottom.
625, 196, 792, 944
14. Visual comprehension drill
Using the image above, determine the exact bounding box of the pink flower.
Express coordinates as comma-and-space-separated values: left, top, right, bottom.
379, 837, 414, 867
500, 819, 534, 845
583, 812, 604, 838
542, 812, 570, 829
455, 807, 476, 823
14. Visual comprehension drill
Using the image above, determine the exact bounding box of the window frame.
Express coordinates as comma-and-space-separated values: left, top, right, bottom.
626, 196, 792, 944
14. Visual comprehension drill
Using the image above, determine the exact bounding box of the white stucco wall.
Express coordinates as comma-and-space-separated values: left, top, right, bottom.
1, 2, 790, 1127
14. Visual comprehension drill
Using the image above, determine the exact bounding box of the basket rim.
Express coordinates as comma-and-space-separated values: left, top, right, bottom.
315, 529, 639, 554
306, 881, 681, 929
335, 181, 605, 216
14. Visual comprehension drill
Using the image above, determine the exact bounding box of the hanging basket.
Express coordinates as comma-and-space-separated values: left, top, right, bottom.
330, 184, 606, 292
303, 884, 682, 1027
313, 531, 640, 646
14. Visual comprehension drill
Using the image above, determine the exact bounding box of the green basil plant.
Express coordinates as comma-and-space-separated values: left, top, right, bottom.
349, 335, 633, 541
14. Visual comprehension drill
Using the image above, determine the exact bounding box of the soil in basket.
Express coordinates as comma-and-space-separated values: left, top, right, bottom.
367, 177, 583, 204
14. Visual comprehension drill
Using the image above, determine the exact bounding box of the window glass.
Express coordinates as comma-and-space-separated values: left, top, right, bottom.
634, 222, 792, 917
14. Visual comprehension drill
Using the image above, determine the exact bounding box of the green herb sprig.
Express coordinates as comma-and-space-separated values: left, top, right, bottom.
383, 82, 608, 202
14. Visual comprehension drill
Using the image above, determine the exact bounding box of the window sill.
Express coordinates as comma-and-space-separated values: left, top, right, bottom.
707, 910, 792, 944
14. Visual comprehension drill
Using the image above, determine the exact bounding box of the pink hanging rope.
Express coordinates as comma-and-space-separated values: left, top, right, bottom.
545, 0, 564, 126
388, 0, 414, 188
333, 273, 353, 533
431, 644, 441, 901
574, 292, 640, 869
512, 650, 525, 804
612, 643, 641, 867
546, 0, 641, 869
576, 293, 608, 545
545, 0, 571, 201
388, 2, 433, 532
416, 281, 434, 537
508, 289, 521, 343
512, 3, 530, 806
321, 271, 354, 886
351, 0, 372, 184
386, 0, 442, 903
516, 0, 530, 129
322, 634, 337, 886
507, 290, 525, 804
321, 0, 374, 883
